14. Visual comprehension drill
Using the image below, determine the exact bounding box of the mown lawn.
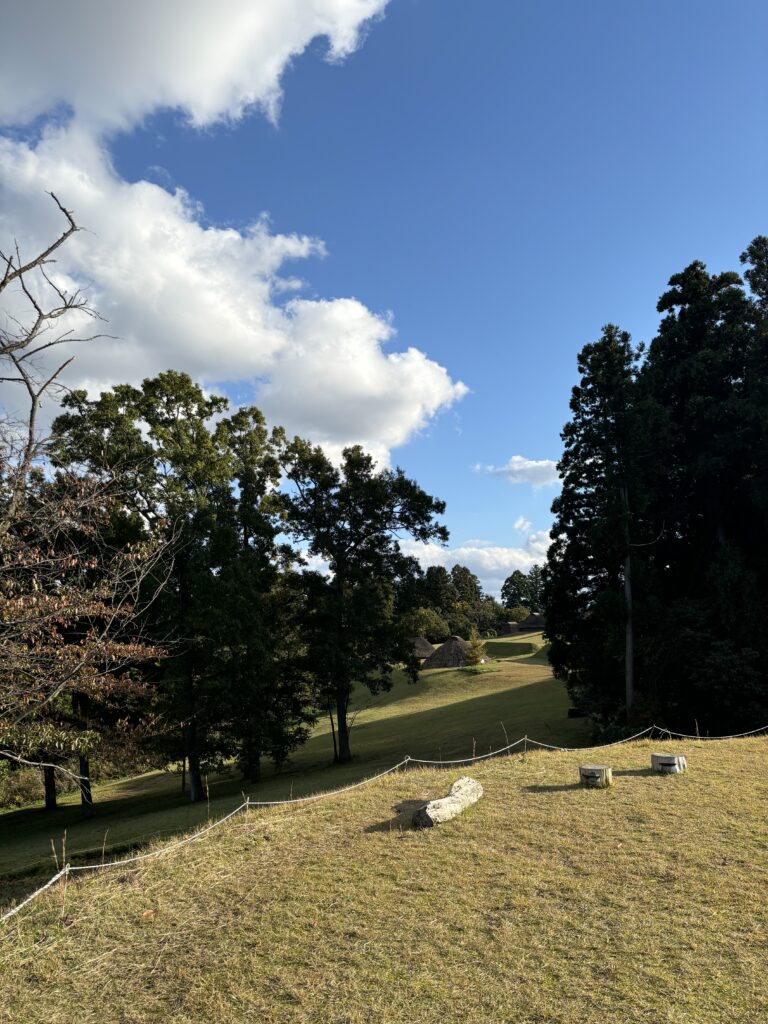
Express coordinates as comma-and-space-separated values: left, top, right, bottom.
0, 634, 587, 891
1, 735, 766, 1023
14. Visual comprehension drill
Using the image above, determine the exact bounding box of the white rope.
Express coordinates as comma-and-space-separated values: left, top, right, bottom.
406, 738, 527, 766
651, 723, 768, 741
524, 726, 657, 753
67, 801, 251, 874
0, 761, 411, 924
4, 722, 767, 925
246, 759, 410, 807
0, 866, 69, 922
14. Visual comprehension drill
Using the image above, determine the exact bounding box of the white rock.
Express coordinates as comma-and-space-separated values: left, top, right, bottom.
412, 776, 483, 828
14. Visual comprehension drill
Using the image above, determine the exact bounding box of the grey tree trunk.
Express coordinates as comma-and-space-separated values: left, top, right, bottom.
78, 754, 93, 817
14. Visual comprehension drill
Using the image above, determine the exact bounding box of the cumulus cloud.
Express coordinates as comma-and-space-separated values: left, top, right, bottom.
513, 515, 532, 533
0, 0, 390, 130
401, 532, 550, 598
475, 455, 560, 488
0, 0, 466, 465
260, 298, 467, 464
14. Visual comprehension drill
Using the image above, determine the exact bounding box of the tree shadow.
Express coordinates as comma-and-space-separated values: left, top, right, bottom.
523, 783, 581, 794
364, 799, 426, 833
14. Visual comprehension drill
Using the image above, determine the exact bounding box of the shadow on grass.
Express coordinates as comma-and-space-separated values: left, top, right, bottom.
523, 784, 582, 794
364, 799, 426, 833
1, 674, 586, 893
613, 768, 656, 778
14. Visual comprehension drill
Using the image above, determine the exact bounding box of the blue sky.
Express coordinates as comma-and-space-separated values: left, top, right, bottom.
1, 0, 766, 593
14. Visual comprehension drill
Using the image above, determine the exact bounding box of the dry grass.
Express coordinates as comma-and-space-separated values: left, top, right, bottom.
0, 633, 586, 884
1, 736, 766, 1023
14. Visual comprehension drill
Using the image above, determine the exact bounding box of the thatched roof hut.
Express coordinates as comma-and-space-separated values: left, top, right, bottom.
410, 636, 435, 660
518, 612, 546, 631
423, 636, 471, 668
500, 621, 521, 635
423, 635, 488, 669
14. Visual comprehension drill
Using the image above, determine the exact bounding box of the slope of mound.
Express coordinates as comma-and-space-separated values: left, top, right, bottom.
0, 658, 586, 880
2, 738, 766, 1024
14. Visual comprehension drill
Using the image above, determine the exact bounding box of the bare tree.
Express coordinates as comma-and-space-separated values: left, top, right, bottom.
0, 194, 107, 537
0, 196, 169, 806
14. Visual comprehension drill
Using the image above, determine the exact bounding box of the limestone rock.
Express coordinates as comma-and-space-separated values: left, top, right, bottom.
412, 776, 483, 828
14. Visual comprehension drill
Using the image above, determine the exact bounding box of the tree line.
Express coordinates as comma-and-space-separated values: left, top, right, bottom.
4, 200, 549, 812
544, 236, 768, 734
398, 563, 541, 643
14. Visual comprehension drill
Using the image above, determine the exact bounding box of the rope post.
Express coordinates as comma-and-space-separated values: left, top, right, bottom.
579, 764, 613, 788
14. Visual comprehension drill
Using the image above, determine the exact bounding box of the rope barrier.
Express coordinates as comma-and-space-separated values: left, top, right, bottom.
246, 759, 410, 807
406, 738, 527, 766
2, 722, 766, 925
67, 800, 251, 874
0, 866, 70, 923
650, 723, 768, 741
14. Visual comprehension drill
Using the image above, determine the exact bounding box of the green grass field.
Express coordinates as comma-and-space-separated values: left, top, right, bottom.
0, 634, 587, 893
2, 733, 766, 1023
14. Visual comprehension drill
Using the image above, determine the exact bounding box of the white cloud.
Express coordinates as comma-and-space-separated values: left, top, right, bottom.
513, 515, 532, 533
260, 298, 467, 464
0, 1, 467, 465
402, 532, 550, 598
0, 1, 390, 130
475, 455, 560, 488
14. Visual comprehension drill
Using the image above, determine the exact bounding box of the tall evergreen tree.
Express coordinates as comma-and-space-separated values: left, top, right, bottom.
635, 253, 767, 727
544, 325, 641, 722
280, 442, 447, 763
546, 239, 768, 732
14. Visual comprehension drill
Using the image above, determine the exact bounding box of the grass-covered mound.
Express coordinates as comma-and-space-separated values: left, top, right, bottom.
2, 737, 766, 1023
0, 632, 579, 883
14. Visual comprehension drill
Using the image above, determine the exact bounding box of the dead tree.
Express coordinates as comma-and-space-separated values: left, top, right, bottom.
0, 196, 169, 806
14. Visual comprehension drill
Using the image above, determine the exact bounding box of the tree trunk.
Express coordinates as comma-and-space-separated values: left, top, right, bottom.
328, 705, 338, 762
43, 765, 57, 811
620, 482, 635, 716
335, 692, 352, 763
241, 733, 262, 783
178, 558, 204, 802
624, 550, 634, 714
180, 753, 186, 794
183, 722, 205, 803
78, 754, 93, 817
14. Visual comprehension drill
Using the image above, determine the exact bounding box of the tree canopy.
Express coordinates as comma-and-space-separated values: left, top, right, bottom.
544, 238, 768, 733
279, 442, 448, 762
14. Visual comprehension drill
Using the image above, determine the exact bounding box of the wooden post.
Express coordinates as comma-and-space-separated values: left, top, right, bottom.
651, 753, 687, 774
579, 764, 612, 788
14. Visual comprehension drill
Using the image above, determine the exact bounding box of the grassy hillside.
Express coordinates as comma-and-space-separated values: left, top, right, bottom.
0, 633, 587, 885
2, 736, 766, 1023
